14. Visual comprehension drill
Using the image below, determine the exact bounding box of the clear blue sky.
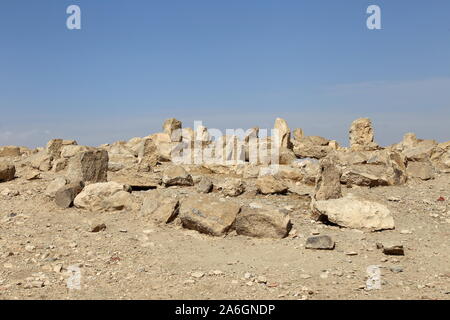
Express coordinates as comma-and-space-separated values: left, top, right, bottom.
1, 0, 449, 147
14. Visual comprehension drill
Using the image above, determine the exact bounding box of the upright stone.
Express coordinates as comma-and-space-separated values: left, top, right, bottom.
67, 150, 109, 184
0, 162, 15, 182
349, 118, 379, 151
163, 118, 182, 142
313, 153, 342, 201
274, 118, 292, 149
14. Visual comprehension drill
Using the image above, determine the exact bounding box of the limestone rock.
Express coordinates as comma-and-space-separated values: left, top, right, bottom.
162, 165, 194, 187
196, 177, 213, 194
45, 177, 68, 197
0, 163, 15, 182
313, 154, 342, 201
163, 118, 182, 142
73, 182, 131, 212
312, 195, 395, 231
179, 195, 241, 236
256, 175, 287, 195
406, 161, 435, 180
0, 146, 21, 157
140, 191, 179, 224
217, 178, 245, 197
305, 235, 335, 250
67, 150, 109, 184
349, 118, 379, 151
273, 118, 292, 149
54, 182, 84, 208
235, 203, 291, 239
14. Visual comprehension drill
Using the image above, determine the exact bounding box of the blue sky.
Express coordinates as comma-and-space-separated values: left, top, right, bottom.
1, 0, 449, 147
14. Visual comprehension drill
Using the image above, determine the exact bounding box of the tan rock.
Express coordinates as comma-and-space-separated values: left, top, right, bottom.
312, 195, 395, 231
0, 163, 15, 182
73, 181, 130, 212
235, 203, 291, 239
67, 150, 109, 184
162, 165, 194, 186
314, 154, 342, 201
140, 191, 179, 224
349, 118, 379, 151
0, 146, 21, 157
163, 118, 182, 142
256, 175, 287, 195
273, 118, 292, 149
217, 178, 245, 197
406, 161, 435, 180
179, 195, 241, 236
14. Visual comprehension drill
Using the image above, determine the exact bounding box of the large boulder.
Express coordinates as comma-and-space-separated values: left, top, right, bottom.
312, 195, 395, 231
235, 203, 291, 239
162, 165, 194, 187
273, 118, 292, 149
179, 195, 241, 236
163, 118, 182, 142
73, 182, 133, 212
140, 191, 179, 224
406, 161, 435, 180
313, 154, 342, 201
54, 182, 84, 208
431, 141, 450, 173
217, 178, 245, 197
45, 176, 68, 197
256, 175, 287, 195
0, 162, 15, 182
46, 139, 77, 159
67, 150, 109, 184
0, 146, 21, 157
349, 118, 379, 151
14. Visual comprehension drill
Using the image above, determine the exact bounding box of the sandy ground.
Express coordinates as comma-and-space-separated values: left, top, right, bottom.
0, 168, 449, 300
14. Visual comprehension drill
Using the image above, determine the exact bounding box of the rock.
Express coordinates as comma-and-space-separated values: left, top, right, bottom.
102, 191, 137, 212
163, 118, 182, 142
272, 165, 303, 181
23, 170, 41, 180
293, 128, 304, 142
0, 146, 21, 157
406, 161, 435, 180
217, 178, 245, 197
273, 118, 292, 149
179, 195, 241, 236
305, 235, 335, 250
26, 151, 53, 171
313, 154, 342, 201
140, 192, 179, 224
45, 177, 68, 197
73, 182, 131, 212
256, 175, 287, 195
293, 141, 333, 159
54, 182, 84, 208
381, 244, 405, 256
196, 177, 213, 194
67, 150, 109, 184
312, 195, 395, 231
191, 272, 205, 279
402, 141, 437, 162
162, 165, 194, 187
46, 139, 77, 159
0, 163, 15, 182
60, 145, 94, 158
235, 203, 292, 239
90, 223, 106, 233
349, 118, 379, 151
109, 172, 161, 189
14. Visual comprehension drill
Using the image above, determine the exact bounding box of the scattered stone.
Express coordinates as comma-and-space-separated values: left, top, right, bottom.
235, 203, 291, 239
179, 195, 241, 236
191, 271, 205, 279
162, 165, 194, 187
54, 182, 84, 208
305, 235, 335, 250
196, 177, 213, 194
349, 118, 379, 151
218, 178, 245, 197
256, 175, 287, 195
73, 182, 132, 212
140, 192, 179, 224
382, 244, 405, 256
313, 153, 342, 202
0, 163, 15, 182
67, 150, 109, 183
90, 223, 107, 233
312, 195, 395, 231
